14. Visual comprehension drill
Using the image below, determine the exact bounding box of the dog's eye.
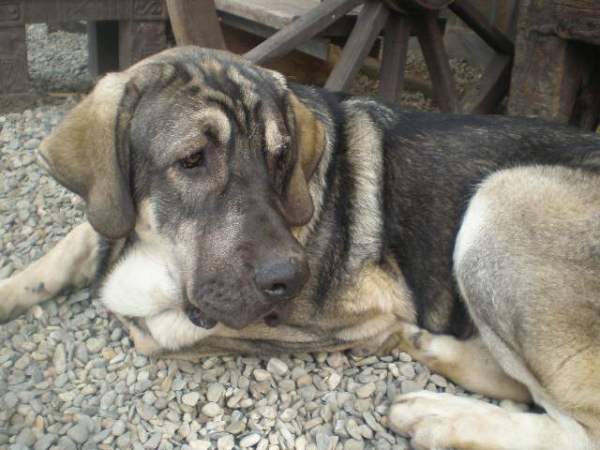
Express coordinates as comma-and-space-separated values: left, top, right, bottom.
179, 151, 205, 169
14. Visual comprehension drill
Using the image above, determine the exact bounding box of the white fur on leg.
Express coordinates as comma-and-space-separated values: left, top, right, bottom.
0, 222, 99, 322
389, 391, 593, 450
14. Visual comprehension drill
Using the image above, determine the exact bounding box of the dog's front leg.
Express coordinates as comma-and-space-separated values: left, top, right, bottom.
0, 222, 100, 322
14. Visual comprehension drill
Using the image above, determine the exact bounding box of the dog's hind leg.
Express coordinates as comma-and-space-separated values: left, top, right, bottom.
0, 222, 100, 322
391, 166, 600, 449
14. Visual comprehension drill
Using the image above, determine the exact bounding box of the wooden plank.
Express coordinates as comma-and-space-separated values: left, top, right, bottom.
243, 0, 364, 65
414, 11, 460, 113
219, 11, 330, 59
167, 0, 226, 48
325, 0, 389, 91
449, 0, 514, 55
378, 11, 411, 102
215, 0, 320, 31
460, 54, 511, 113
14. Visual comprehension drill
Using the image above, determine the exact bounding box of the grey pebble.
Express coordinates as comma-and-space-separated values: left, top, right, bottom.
34, 434, 57, 450
206, 383, 225, 403
266, 357, 289, 376
136, 403, 157, 421
112, 419, 127, 436
16, 428, 36, 447
201, 402, 222, 417
67, 423, 90, 444
86, 337, 106, 353
401, 380, 423, 394
239, 433, 261, 448
182, 391, 200, 406
217, 434, 235, 450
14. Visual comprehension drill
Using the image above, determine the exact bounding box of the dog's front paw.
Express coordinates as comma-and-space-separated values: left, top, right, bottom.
389, 391, 506, 450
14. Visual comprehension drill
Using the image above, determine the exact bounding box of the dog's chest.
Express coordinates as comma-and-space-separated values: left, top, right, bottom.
98, 241, 181, 319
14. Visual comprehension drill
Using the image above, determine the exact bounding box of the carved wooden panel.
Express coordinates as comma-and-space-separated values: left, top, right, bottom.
21, 0, 166, 23
0, 1, 23, 26
0, 25, 28, 94
132, 0, 166, 20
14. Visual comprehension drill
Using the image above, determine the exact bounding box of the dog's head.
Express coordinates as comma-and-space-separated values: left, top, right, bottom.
38, 47, 326, 330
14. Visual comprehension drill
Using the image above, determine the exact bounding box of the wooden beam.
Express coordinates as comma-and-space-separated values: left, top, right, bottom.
414, 11, 460, 113
325, 0, 389, 91
379, 12, 412, 102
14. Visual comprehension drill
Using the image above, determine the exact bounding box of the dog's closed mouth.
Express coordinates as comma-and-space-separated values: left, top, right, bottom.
184, 302, 217, 329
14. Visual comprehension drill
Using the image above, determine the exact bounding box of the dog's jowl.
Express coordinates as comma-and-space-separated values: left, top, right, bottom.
2, 47, 600, 449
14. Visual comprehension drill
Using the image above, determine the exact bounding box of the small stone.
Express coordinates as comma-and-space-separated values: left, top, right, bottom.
182, 391, 200, 406
16, 428, 36, 447
355, 382, 376, 399
136, 403, 156, 421
189, 440, 212, 450
101, 346, 117, 360
239, 433, 261, 448
112, 420, 127, 436
86, 337, 106, 353
326, 352, 345, 368
315, 432, 332, 450
400, 380, 422, 394
344, 439, 364, 450
225, 420, 246, 435
201, 402, 222, 417
100, 390, 117, 409
34, 434, 57, 450
281, 408, 297, 422
296, 374, 313, 388
171, 378, 186, 391
253, 369, 271, 381
217, 434, 235, 450
53, 343, 67, 373
74, 345, 89, 364
67, 423, 90, 444
327, 373, 342, 390
345, 419, 363, 441
266, 358, 288, 376
430, 374, 448, 387
206, 383, 225, 403
4, 391, 19, 408
399, 364, 416, 379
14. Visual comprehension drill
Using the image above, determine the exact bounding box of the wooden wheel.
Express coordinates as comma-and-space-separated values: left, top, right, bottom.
243, 0, 517, 114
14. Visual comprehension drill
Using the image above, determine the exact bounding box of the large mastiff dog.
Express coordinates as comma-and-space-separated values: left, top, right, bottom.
1, 47, 600, 449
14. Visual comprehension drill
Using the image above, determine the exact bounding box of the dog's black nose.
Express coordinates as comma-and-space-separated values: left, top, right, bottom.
254, 255, 309, 301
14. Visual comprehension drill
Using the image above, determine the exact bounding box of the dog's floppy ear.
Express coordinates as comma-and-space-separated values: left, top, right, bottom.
38, 65, 168, 239
282, 94, 326, 226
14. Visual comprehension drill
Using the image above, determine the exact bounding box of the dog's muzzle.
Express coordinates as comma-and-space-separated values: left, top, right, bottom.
184, 254, 309, 330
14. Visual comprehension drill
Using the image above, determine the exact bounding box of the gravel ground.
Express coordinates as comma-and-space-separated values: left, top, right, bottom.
0, 26, 491, 450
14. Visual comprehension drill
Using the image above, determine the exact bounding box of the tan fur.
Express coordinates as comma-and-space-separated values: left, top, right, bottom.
280, 94, 326, 226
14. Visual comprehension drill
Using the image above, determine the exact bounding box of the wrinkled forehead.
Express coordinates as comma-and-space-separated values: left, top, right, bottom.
130, 55, 293, 157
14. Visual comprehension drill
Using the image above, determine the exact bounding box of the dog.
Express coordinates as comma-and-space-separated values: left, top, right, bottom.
1, 46, 600, 449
